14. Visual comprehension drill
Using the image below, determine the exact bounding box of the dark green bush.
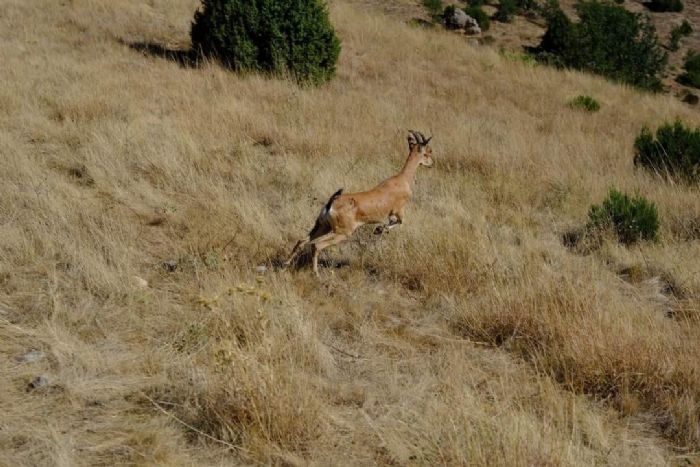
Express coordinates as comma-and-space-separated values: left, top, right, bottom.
679, 51, 700, 88
496, 0, 518, 22
648, 0, 683, 12
423, 0, 444, 18
535, 1, 667, 91
191, 0, 341, 85
468, 0, 487, 6
442, 5, 459, 28
679, 19, 693, 35
517, 0, 540, 12
587, 189, 660, 244
537, 6, 574, 66
465, 6, 491, 31
634, 120, 700, 182
669, 21, 692, 51
568, 95, 600, 111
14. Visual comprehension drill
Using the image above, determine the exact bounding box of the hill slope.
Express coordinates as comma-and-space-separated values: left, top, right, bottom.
1, 0, 700, 465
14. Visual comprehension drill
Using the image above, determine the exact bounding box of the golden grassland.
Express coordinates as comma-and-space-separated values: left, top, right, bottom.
1, 0, 700, 465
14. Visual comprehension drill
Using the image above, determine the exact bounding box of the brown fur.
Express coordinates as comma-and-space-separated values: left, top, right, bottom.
285, 131, 434, 276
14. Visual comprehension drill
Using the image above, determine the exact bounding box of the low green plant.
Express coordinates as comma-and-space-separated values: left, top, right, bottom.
517, 0, 540, 12
587, 189, 660, 244
423, 0, 444, 18
465, 5, 491, 31
496, 0, 517, 22
468, 0, 487, 6
679, 50, 700, 88
669, 21, 693, 51
568, 95, 600, 111
500, 49, 537, 66
678, 19, 693, 35
634, 120, 700, 182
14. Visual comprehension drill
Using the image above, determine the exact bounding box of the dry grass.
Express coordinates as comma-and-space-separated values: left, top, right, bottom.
1, 0, 700, 465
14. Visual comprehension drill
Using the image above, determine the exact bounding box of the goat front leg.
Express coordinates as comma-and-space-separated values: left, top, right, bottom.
374, 214, 403, 235
311, 233, 348, 277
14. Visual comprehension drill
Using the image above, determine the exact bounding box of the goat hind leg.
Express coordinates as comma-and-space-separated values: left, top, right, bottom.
284, 236, 310, 267
286, 216, 335, 268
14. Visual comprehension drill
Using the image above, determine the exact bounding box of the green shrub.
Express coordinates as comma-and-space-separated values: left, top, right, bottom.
191, 0, 341, 85
568, 95, 600, 111
468, 0, 487, 6
535, 1, 667, 91
587, 189, 660, 245
442, 5, 459, 28
499, 48, 537, 66
679, 50, 700, 88
496, 0, 518, 21
517, 0, 540, 12
537, 6, 574, 66
648, 0, 683, 12
678, 19, 693, 35
465, 5, 491, 31
669, 20, 693, 51
634, 120, 700, 182
423, 0, 444, 18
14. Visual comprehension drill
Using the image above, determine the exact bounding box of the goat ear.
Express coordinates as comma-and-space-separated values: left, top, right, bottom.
407, 131, 418, 148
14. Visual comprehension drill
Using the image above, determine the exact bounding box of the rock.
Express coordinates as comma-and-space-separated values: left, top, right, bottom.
131, 275, 149, 289
16, 350, 45, 363
445, 8, 468, 29
255, 265, 268, 274
465, 26, 482, 36
28, 375, 49, 391
683, 93, 698, 105
464, 16, 481, 35
163, 260, 178, 272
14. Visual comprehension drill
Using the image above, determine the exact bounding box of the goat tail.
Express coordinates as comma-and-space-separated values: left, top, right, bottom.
308, 189, 343, 239
322, 188, 343, 216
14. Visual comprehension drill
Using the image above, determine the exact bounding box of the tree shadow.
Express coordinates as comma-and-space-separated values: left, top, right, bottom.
122, 39, 199, 68
641, 1, 680, 12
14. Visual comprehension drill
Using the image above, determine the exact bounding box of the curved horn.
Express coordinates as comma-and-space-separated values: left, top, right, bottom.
424, 136, 432, 145
414, 131, 425, 145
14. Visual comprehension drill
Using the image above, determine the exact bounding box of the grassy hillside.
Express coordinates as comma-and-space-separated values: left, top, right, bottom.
1, 0, 700, 465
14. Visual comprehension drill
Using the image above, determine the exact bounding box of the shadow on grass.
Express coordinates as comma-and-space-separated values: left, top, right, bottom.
273, 249, 350, 273
122, 40, 199, 68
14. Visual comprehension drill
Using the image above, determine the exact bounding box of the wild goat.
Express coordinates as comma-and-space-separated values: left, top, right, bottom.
284, 130, 434, 276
